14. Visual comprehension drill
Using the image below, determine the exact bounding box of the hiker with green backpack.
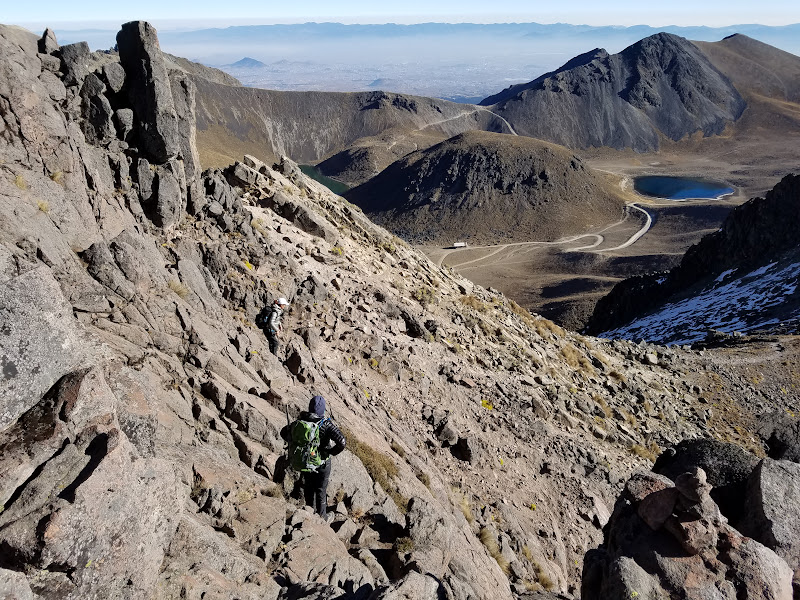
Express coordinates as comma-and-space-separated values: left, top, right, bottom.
280, 395, 346, 520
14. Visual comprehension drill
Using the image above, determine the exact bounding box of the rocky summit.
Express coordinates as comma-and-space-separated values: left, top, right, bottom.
480, 33, 746, 152
1, 21, 800, 600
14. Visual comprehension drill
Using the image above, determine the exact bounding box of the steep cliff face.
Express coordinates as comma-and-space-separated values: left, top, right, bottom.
586, 174, 800, 343
1, 22, 798, 600
482, 33, 746, 151
345, 131, 625, 245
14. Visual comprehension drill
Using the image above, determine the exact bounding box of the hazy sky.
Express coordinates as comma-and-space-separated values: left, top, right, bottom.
9, 0, 800, 29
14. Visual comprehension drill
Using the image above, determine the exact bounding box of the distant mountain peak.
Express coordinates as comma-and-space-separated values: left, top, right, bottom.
229, 56, 266, 68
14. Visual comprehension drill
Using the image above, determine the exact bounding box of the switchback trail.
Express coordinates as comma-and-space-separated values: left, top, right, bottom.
435, 202, 653, 267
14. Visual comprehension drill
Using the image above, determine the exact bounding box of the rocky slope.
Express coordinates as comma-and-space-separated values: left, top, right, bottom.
344, 131, 626, 245
480, 33, 746, 152
1, 22, 799, 600
586, 174, 800, 343
192, 78, 508, 170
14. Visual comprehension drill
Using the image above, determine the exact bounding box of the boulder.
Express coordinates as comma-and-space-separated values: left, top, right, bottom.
169, 72, 203, 212
59, 41, 90, 86
283, 510, 375, 596
114, 108, 134, 140
0, 367, 182, 598
582, 467, 794, 599
757, 411, 800, 463
265, 190, 338, 243
153, 165, 183, 227
38, 28, 59, 55
0, 267, 89, 431
157, 515, 280, 600
80, 72, 115, 144
653, 438, 759, 522
102, 61, 126, 94
116, 21, 180, 163
368, 571, 443, 599
329, 450, 378, 514
740, 458, 800, 590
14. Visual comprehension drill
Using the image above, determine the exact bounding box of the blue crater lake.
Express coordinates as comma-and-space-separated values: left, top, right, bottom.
633, 176, 734, 200
299, 165, 350, 196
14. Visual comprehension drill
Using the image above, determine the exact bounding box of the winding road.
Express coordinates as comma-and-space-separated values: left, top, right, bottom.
419, 106, 519, 137
434, 202, 653, 267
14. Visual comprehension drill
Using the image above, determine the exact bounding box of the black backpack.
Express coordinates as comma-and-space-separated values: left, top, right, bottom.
255, 307, 270, 330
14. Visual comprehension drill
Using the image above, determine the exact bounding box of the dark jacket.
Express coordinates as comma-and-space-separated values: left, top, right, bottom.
280, 411, 346, 460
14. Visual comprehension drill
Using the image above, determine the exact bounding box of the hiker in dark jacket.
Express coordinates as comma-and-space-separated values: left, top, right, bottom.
262, 297, 289, 355
280, 395, 346, 520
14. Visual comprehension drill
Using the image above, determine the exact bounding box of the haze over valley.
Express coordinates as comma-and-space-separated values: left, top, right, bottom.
53, 22, 800, 102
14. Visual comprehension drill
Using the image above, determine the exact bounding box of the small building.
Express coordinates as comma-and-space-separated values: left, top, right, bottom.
453, 242, 468, 248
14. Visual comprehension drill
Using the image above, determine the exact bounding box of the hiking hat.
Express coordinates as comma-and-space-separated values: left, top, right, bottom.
309, 395, 326, 417
277, 297, 289, 306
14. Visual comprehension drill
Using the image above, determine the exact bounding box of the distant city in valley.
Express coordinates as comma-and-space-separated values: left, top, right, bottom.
56, 22, 800, 101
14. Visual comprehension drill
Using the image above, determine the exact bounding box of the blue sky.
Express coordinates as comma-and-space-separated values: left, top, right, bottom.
9, 0, 800, 29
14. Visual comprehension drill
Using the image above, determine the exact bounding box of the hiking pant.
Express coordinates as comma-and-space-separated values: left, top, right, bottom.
266, 329, 279, 355
302, 459, 331, 518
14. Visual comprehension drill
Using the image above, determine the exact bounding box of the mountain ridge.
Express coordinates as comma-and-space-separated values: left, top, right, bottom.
481, 32, 746, 152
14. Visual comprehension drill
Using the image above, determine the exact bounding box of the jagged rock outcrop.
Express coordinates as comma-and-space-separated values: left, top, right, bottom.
481, 33, 746, 151
583, 468, 794, 599
586, 173, 800, 342
345, 131, 625, 245
653, 438, 760, 522
117, 21, 181, 163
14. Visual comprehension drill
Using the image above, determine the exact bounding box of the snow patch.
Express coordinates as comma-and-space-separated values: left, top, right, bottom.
600, 261, 800, 345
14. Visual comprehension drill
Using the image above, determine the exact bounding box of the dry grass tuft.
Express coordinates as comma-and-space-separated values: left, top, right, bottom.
593, 394, 612, 418
460, 295, 486, 312
416, 471, 431, 489
560, 343, 596, 376
14, 174, 27, 190
395, 536, 414, 553
50, 171, 64, 186
609, 370, 627, 383
618, 408, 638, 428
630, 443, 658, 462
342, 427, 407, 512
531, 560, 555, 590
459, 495, 475, 524
37, 199, 50, 213
390, 440, 406, 458
251, 217, 269, 236
168, 279, 190, 299
413, 286, 434, 307
479, 527, 510, 575
532, 317, 565, 339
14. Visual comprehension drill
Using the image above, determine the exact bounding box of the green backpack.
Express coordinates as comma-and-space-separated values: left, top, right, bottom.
288, 418, 327, 472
